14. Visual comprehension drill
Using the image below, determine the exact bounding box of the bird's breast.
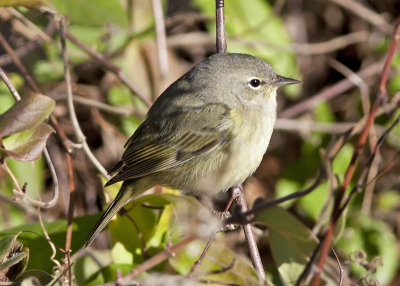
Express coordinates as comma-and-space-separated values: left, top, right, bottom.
193, 105, 276, 195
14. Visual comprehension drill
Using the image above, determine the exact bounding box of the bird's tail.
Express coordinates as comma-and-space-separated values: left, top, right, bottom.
85, 180, 141, 247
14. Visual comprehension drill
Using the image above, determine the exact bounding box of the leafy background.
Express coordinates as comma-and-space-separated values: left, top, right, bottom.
0, 0, 400, 285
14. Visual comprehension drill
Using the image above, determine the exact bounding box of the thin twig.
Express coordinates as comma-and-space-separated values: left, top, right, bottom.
279, 60, 384, 118
167, 31, 369, 56
340, 115, 400, 214
57, 16, 109, 179
329, 0, 393, 35
0, 66, 60, 208
0, 18, 56, 66
0, 20, 74, 152
332, 248, 343, 286
52, 93, 146, 117
65, 153, 75, 285
189, 194, 235, 276
152, 0, 169, 78
121, 235, 198, 282
216, 0, 226, 53
38, 207, 62, 269
64, 30, 152, 108
0, 66, 21, 101
328, 58, 380, 214
0, 32, 42, 93
228, 168, 325, 224
232, 185, 266, 281
7, 7, 55, 43
311, 18, 400, 286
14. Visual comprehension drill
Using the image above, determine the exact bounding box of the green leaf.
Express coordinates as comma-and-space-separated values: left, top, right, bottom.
0, 232, 29, 280
298, 181, 330, 221
0, 213, 102, 273
169, 239, 263, 285
2, 123, 54, 161
256, 206, 318, 284
336, 212, 397, 285
52, 0, 128, 27
73, 249, 112, 286
16, 270, 53, 285
84, 264, 132, 285
0, 252, 27, 271
107, 85, 144, 136
275, 178, 302, 208
0, 234, 16, 260
332, 143, 354, 174
0, 0, 55, 11
0, 93, 55, 138
109, 193, 215, 266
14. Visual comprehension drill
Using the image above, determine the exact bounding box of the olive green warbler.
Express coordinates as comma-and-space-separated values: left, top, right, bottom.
86, 53, 299, 246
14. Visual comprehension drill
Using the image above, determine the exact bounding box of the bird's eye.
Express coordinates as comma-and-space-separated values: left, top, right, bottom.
248, 78, 261, 89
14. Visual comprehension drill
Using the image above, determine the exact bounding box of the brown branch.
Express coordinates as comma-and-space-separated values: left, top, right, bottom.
227, 167, 325, 224
216, 0, 226, 53
311, 18, 400, 286
232, 185, 266, 280
0, 66, 21, 101
64, 30, 152, 108
120, 235, 198, 283
279, 60, 384, 118
65, 153, 75, 285
0, 31, 41, 92
329, 0, 393, 35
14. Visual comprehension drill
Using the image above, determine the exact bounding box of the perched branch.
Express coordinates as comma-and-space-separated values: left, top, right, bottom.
216, 0, 226, 53
227, 167, 325, 224
232, 185, 266, 281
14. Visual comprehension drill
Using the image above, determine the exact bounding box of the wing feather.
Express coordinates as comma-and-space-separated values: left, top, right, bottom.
105, 102, 232, 186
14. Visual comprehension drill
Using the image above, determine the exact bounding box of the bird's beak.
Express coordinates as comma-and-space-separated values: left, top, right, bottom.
272, 75, 301, 87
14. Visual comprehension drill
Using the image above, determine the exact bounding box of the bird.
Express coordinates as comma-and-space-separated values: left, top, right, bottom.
86, 53, 300, 247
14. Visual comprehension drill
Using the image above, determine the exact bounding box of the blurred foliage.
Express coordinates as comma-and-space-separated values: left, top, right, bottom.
0, 0, 399, 285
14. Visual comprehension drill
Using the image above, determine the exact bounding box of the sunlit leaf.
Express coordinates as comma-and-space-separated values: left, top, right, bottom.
0, 252, 27, 271
84, 263, 132, 285
0, 0, 55, 11
0, 232, 29, 281
256, 206, 318, 284
109, 193, 217, 266
0, 234, 17, 260
2, 123, 54, 161
52, 0, 127, 27
0, 93, 55, 138
170, 239, 264, 285
0, 213, 102, 273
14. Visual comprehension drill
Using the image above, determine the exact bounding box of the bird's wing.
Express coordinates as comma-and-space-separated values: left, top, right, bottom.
105, 103, 232, 186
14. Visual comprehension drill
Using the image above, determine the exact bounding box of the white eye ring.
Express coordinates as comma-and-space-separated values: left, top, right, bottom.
248, 78, 262, 90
